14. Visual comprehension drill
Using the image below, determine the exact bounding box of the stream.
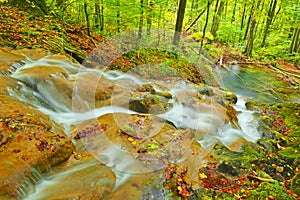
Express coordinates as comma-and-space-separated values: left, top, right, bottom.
7, 56, 262, 199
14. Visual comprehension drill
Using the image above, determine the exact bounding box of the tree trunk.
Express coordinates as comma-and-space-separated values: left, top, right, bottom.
84, 2, 91, 37
200, 1, 211, 53
231, 0, 237, 22
243, 1, 256, 40
117, 0, 121, 33
146, 0, 153, 35
95, 3, 100, 30
173, 0, 187, 45
138, 0, 145, 40
100, 0, 104, 31
244, 0, 262, 56
240, 1, 247, 31
290, 27, 300, 53
261, 0, 277, 47
210, 0, 225, 38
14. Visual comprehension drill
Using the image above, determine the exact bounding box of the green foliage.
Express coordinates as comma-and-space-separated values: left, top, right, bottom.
190, 32, 214, 42
216, 21, 243, 44
249, 182, 294, 200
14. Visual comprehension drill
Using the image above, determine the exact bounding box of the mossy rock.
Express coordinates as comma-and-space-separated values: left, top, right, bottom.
129, 93, 172, 114
223, 91, 237, 104
291, 173, 300, 195
249, 182, 293, 200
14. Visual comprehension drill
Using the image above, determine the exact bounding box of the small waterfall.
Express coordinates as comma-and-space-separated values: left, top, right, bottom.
7, 56, 262, 199
15, 168, 44, 199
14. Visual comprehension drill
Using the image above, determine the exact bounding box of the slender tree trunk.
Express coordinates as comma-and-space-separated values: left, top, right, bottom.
95, 3, 100, 30
243, 1, 256, 40
200, 1, 211, 53
231, 0, 237, 22
84, 2, 91, 37
100, 0, 104, 31
240, 1, 247, 30
146, 0, 153, 35
224, 1, 228, 18
173, 0, 187, 45
138, 0, 144, 40
210, 0, 225, 38
290, 27, 300, 53
117, 0, 121, 33
261, 0, 277, 47
244, 0, 262, 56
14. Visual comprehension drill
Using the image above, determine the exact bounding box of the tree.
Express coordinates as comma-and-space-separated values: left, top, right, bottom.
210, 0, 225, 38
290, 26, 300, 53
200, 0, 211, 53
84, 1, 91, 37
146, 0, 154, 35
117, 0, 121, 33
173, 0, 187, 45
244, 0, 262, 56
138, 0, 145, 40
231, 0, 237, 22
261, 0, 278, 47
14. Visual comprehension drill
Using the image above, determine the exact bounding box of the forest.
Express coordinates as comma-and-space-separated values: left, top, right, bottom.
1, 0, 299, 64
0, 0, 300, 200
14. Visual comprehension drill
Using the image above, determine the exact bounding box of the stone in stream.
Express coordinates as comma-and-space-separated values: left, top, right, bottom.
0, 76, 75, 198
10, 55, 116, 112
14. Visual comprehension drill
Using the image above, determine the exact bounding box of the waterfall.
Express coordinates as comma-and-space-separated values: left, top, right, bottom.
7, 56, 261, 199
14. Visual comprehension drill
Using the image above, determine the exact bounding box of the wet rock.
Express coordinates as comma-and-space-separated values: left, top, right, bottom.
0, 47, 48, 72
129, 92, 171, 114
75, 113, 195, 172
217, 161, 239, 176
0, 77, 75, 196
10, 55, 116, 112
28, 159, 115, 200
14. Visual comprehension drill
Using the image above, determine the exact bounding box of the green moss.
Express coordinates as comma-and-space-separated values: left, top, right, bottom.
278, 147, 300, 161
249, 182, 294, 200
291, 173, 300, 195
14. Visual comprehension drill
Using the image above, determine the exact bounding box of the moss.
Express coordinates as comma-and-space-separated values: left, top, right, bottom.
291, 173, 300, 195
278, 147, 300, 161
249, 182, 294, 200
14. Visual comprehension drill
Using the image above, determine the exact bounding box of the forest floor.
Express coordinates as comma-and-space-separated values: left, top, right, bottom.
1, 5, 300, 200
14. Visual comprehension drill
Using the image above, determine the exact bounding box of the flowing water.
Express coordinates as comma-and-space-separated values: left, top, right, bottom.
7, 56, 262, 199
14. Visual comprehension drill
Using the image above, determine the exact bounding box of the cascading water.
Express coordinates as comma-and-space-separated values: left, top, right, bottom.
7, 56, 261, 199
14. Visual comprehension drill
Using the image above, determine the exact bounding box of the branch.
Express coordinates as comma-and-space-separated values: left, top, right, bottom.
248, 175, 275, 183
185, 8, 206, 32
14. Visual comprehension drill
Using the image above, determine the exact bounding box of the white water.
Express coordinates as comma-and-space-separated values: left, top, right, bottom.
8, 56, 261, 199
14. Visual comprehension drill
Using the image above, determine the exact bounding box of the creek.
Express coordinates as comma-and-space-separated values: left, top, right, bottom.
6, 56, 263, 199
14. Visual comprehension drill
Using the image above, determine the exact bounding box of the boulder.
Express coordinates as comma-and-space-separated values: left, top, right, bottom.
0, 76, 75, 197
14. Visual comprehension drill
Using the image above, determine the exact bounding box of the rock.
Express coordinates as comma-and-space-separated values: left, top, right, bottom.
10, 55, 116, 112
129, 92, 171, 114
217, 161, 239, 176
28, 159, 115, 200
0, 47, 48, 72
74, 113, 195, 172
0, 77, 75, 196
245, 101, 258, 110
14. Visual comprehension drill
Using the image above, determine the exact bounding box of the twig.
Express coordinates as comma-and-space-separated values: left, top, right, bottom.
248, 175, 276, 183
